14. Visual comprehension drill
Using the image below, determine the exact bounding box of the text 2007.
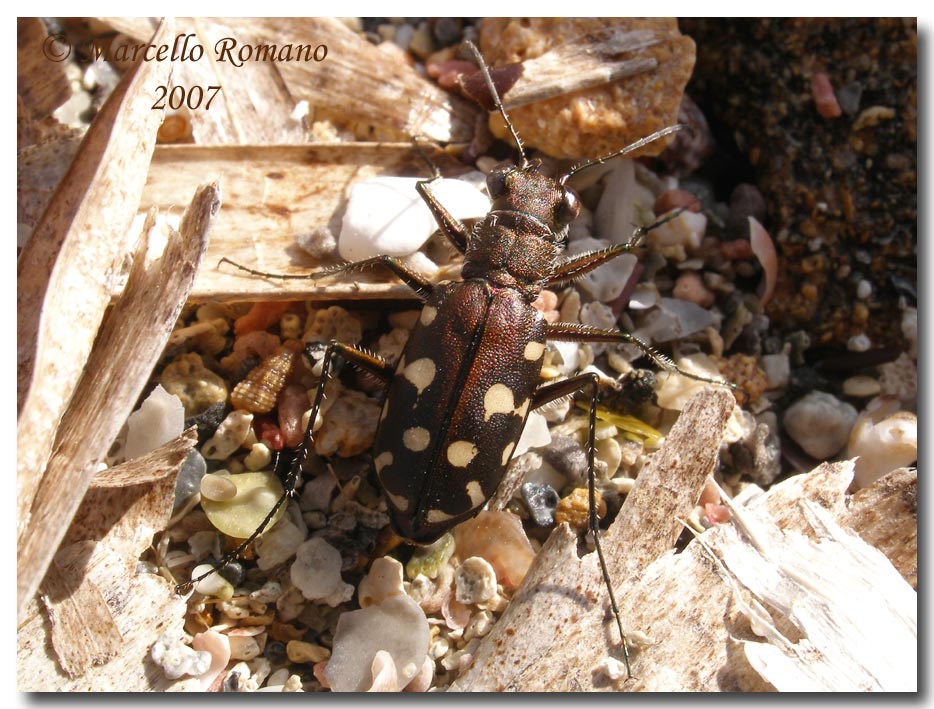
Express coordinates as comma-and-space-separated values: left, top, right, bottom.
152, 85, 222, 110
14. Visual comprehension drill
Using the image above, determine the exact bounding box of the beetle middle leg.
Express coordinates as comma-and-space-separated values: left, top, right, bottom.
530, 372, 635, 679
546, 322, 748, 403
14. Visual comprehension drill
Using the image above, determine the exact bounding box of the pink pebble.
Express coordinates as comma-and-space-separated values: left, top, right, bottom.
720, 238, 754, 261
452, 510, 535, 591
704, 503, 731, 525
278, 384, 309, 448
673, 271, 715, 308
811, 72, 842, 118
654, 189, 702, 216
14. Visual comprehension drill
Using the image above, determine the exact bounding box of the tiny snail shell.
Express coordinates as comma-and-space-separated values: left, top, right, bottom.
230, 339, 303, 413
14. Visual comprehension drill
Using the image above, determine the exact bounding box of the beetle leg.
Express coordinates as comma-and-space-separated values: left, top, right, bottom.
177, 341, 394, 595
546, 322, 747, 403
219, 254, 435, 300
545, 205, 699, 288
415, 177, 470, 254
531, 372, 634, 680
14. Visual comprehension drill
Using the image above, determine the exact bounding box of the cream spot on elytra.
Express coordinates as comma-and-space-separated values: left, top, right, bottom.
523, 341, 546, 361
426, 508, 456, 524
483, 383, 517, 421
466, 480, 485, 508
501, 442, 516, 466
420, 306, 438, 326
447, 441, 478, 468
374, 451, 393, 473
403, 426, 430, 452
385, 489, 409, 512
403, 358, 436, 394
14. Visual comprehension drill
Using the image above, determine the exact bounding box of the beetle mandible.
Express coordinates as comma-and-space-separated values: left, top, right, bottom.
194, 40, 741, 679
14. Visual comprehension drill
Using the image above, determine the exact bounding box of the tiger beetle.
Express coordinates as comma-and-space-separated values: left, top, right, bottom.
183, 40, 741, 681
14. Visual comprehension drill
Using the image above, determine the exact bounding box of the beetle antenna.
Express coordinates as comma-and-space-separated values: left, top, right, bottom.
559, 124, 686, 185
463, 40, 528, 169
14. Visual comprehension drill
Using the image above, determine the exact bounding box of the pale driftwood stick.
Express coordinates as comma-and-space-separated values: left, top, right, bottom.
100, 17, 478, 145
16, 18, 72, 119
17, 19, 174, 586
845, 467, 917, 589
18, 431, 196, 689
703, 478, 916, 691
459, 29, 662, 110
450, 388, 734, 692
134, 143, 468, 303
17, 183, 217, 622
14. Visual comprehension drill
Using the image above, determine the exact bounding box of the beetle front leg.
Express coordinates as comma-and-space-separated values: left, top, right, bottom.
219, 254, 435, 300
531, 373, 634, 680
177, 341, 394, 595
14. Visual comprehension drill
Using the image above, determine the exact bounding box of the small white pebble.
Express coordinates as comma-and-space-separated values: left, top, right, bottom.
191, 564, 234, 600
856, 279, 872, 299
760, 352, 791, 390
783, 391, 858, 460
598, 656, 630, 681
151, 633, 212, 680
249, 580, 283, 604
228, 635, 262, 661
255, 518, 307, 570
842, 375, 881, 398
125, 385, 185, 460
338, 176, 490, 261
454, 557, 497, 605
359, 556, 405, 607
463, 609, 495, 641
266, 668, 291, 688
283, 674, 304, 692
847, 333, 872, 352
244, 442, 273, 471
200, 473, 238, 501
202, 410, 254, 460
291, 537, 354, 605
878, 352, 917, 401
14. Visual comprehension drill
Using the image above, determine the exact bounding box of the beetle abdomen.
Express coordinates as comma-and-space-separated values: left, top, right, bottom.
374, 280, 546, 543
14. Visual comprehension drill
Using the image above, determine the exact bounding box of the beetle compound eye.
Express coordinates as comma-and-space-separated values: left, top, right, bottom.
487, 168, 509, 199
556, 189, 580, 226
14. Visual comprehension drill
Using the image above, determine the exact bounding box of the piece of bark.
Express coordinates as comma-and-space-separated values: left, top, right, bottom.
458, 28, 662, 111
17, 431, 195, 690
99, 17, 478, 145
449, 387, 734, 691
17, 18, 72, 120
846, 467, 917, 589
17, 19, 175, 560
453, 456, 917, 692
17, 182, 218, 622
134, 143, 467, 303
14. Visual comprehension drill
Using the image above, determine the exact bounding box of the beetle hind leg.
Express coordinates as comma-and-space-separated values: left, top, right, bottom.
175, 341, 394, 595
